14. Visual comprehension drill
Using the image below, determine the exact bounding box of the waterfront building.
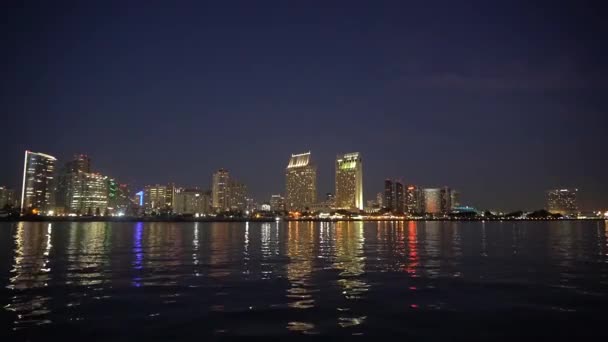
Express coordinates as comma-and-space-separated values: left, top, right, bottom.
108, 183, 133, 215
173, 188, 211, 215
66, 154, 91, 173
325, 192, 336, 208
547, 188, 578, 215
335, 152, 363, 210
134, 191, 144, 210
68, 172, 108, 215
21, 150, 57, 214
228, 180, 247, 212
0, 186, 15, 208
246, 197, 256, 212
364, 205, 381, 214
376, 192, 383, 208
394, 180, 404, 214
423, 188, 442, 214
144, 184, 167, 213
270, 194, 285, 212
166, 182, 176, 209
440, 186, 452, 213
54, 154, 127, 215
406, 185, 423, 214
450, 190, 460, 209
308, 201, 333, 212
384, 179, 394, 211
212, 168, 230, 211
285, 152, 317, 211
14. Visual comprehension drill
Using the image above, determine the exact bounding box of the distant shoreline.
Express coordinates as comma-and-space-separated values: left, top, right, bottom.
0, 217, 604, 223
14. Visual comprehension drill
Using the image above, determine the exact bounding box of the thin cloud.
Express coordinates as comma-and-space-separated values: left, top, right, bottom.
400, 58, 605, 91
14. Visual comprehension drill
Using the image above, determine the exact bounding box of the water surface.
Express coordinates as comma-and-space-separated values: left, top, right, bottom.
2, 221, 608, 339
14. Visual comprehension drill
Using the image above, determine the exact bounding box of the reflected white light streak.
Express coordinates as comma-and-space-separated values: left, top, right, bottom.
193, 223, 200, 270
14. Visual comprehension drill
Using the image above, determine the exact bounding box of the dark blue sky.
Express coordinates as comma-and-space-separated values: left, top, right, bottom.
1, 1, 607, 211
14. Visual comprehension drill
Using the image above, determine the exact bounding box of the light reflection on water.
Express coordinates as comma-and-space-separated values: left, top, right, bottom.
2, 220, 608, 337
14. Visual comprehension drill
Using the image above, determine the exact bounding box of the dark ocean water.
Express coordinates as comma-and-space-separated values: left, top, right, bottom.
2, 221, 608, 340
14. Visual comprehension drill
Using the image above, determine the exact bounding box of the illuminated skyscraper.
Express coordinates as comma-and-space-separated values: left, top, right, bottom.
144, 184, 167, 213
228, 180, 247, 212
166, 182, 176, 209
285, 152, 317, 211
173, 188, 211, 215
335, 152, 363, 210
440, 186, 452, 213
450, 190, 460, 209
270, 194, 285, 211
547, 189, 578, 215
212, 168, 230, 211
423, 188, 442, 214
69, 172, 108, 215
55, 154, 121, 215
21, 150, 56, 214
376, 192, 383, 208
394, 180, 404, 214
0, 186, 15, 208
246, 197, 256, 212
135, 191, 144, 209
66, 154, 91, 173
384, 179, 394, 210
108, 183, 132, 215
406, 185, 423, 214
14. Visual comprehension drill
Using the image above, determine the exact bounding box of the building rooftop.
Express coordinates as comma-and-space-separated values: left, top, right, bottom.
287, 152, 312, 169
26, 150, 57, 160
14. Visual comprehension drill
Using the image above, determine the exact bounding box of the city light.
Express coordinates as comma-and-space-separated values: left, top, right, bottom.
4, 149, 600, 221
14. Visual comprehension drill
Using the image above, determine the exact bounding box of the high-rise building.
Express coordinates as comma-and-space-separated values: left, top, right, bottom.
0, 186, 15, 208
270, 194, 285, 212
166, 182, 176, 209
423, 188, 442, 214
384, 179, 394, 211
68, 172, 108, 215
54, 160, 73, 214
55, 154, 120, 215
212, 169, 230, 212
144, 184, 167, 213
66, 154, 91, 173
285, 152, 317, 211
134, 191, 144, 209
440, 186, 452, 213
450, 190, 460, 209
106, 177, 118, 210
547, 189, 578, 215
394, 181, 404, 214
227, 180, 247, 212
376, 192, 383, 208
21, 150, 57, 214
335, 152, 363, 210
173, 188, 211, 215
406, 185, 423, 214
108, 183, 132, 215
246, 197, 256, 212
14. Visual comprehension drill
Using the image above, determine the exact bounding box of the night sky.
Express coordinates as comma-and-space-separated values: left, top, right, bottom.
1, 1, 607, 211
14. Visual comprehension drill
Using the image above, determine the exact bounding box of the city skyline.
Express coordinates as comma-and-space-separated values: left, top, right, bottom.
5, 148, 598, 215
2, 2, 607, 339
1, 2, 606, 211
3, 147, 600, 211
